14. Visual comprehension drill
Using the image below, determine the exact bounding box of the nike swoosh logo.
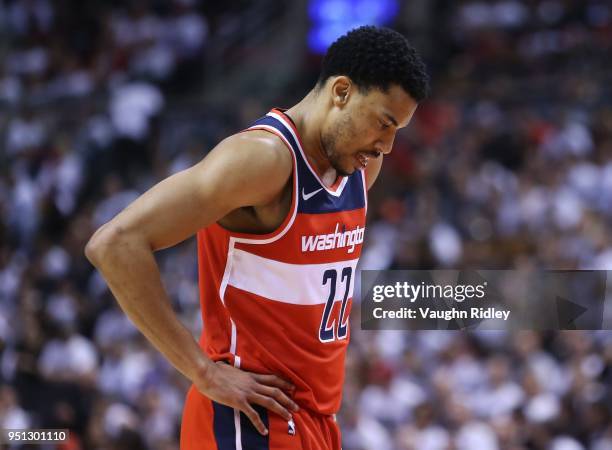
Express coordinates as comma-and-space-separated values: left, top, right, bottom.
302, 187, 324, 201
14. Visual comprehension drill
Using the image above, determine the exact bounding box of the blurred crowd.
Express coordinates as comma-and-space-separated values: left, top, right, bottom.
0, 0, 611, 449
342, 330, 612, 450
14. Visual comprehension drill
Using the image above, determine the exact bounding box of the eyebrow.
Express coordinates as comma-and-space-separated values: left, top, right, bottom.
383, 112, 399, 127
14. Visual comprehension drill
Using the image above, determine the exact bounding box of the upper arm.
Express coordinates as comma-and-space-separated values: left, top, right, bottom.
92, 131, 293, 251
364, 155, 383, 190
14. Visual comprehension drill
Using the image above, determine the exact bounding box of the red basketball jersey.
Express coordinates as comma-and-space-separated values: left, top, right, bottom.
195, 108, 367, 415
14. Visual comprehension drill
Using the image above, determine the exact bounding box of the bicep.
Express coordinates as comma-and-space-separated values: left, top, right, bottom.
104, 133, 292, 251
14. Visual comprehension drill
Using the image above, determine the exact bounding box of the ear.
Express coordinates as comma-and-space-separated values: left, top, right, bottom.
330, 76, 352, 108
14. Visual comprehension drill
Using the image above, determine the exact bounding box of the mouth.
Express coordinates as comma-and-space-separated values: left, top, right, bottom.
355, 151, 380, 169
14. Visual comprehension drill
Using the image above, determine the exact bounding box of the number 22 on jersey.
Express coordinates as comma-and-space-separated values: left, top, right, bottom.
319, 267, 352, 342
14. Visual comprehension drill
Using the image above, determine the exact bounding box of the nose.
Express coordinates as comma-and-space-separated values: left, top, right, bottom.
374, 133, 395, 155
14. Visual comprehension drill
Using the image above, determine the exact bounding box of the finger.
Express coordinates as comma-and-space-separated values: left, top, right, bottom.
256, 385, 299, 412
249, 393, 293, 421
241, 402, 268, 436
251, 373, 295, 392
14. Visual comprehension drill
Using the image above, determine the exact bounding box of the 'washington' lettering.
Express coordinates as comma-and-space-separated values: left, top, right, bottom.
301, 223, 365, 254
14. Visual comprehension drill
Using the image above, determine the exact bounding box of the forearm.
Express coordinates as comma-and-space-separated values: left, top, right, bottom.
86, 225, 211, 384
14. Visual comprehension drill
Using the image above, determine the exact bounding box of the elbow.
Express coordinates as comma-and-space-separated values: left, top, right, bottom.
85, 224, 120, 268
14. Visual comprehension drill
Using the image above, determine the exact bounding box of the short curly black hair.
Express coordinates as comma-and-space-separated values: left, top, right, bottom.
317, 26, 430, 102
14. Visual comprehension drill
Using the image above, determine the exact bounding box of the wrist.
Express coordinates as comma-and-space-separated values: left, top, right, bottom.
192, 358, 216, 391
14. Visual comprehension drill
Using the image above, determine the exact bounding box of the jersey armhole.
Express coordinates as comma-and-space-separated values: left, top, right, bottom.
213, 126, 299, 244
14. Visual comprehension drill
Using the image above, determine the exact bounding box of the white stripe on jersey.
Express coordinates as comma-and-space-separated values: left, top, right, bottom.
228, 248, 358, 305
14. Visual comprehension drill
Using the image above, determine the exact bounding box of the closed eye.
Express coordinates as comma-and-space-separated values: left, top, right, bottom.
379, 120, 391, 130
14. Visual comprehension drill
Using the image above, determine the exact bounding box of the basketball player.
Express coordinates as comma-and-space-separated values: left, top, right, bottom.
86, 26, 429, 449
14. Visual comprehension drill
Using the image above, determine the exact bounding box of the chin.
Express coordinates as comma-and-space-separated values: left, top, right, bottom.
329, 156, 356, 177
335, 166, 355, 177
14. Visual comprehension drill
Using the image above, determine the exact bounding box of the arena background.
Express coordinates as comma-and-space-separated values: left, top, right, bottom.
1, 0, 612, 449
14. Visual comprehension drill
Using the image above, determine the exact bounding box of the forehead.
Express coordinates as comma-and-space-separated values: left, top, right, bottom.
357, 84, 418, 126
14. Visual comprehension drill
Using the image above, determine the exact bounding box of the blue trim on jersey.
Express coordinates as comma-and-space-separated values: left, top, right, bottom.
251, 115, 300, 156
239, 405, 270, 449
212, 401, 236, 450
249, 113, 366, 215
298, 172, 365, 214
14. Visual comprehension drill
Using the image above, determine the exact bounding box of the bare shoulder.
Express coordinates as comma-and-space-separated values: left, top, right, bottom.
196, 129, 293, 207
226, 130, 294, 174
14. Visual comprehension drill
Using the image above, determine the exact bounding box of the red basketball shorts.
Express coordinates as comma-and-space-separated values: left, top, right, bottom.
180, 385, 342, 450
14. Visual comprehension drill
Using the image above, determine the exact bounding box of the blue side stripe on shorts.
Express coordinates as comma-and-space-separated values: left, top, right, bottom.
212, 401, 237, 450
239, 404, 270, 450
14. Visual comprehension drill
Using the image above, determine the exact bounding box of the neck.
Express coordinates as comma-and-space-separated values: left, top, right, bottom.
284, 90, 336, 180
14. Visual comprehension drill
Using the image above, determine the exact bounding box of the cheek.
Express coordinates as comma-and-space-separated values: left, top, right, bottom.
347, 126, 377, 153
328, 113, 371, 156
349, 112, 376, 137
338, 116, 363, 147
